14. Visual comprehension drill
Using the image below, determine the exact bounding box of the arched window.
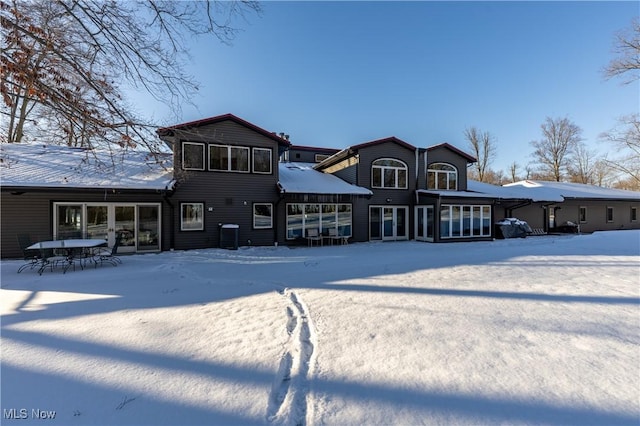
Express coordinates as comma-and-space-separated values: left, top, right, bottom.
372, 158, 408, 189
427, 163, 457, 190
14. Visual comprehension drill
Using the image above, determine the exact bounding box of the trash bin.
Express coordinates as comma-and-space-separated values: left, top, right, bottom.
219, 224, 239, 250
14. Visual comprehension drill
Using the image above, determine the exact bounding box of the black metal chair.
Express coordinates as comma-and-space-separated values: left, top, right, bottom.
17, 234, 42, 273
94, 234, 123, 267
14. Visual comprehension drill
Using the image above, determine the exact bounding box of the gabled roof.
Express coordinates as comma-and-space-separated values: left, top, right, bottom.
427, 143, 477, 163
157, 113, 291, 146
504, 180, 640, 201
288, 145, 340, 154
350, 136, 417, 152
0, 144, 175, 191
314, 136, 415, 171
278, 162, 372, 195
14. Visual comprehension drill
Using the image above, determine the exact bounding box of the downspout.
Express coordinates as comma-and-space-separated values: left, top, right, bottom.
275, 183, 286, 245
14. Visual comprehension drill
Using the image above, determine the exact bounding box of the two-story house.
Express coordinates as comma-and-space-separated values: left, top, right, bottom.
2, 112, 638, 258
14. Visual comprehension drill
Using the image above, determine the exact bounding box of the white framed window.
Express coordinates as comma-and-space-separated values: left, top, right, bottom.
209, 144, 250, 172
440, 204, 491, 238
315, 154, 330, 163
428, 163, 457, 190
253, 203, 273, 229
606, 206, 614, 223
286, 203, 352, 239
371, 158, 408, 189
181, 203, 204, 231
631, 207, 638, 222
182, 142, 205, 171
253, 148, 272, 174
579, 206, 587, 223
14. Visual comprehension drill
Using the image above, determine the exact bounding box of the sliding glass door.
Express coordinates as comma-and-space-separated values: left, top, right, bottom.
370, 206, 409, 241
54, 203, 160, 253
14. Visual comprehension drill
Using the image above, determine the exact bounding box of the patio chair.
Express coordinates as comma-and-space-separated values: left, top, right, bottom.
37, 243, 74, 275
306, 228, 322, 247
327, 228, 344, 245
17, 234, 42, 273
94, 234, 122, 267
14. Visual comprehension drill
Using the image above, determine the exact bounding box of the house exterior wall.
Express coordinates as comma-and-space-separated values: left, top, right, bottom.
1, 189, 170, 258
354, 141, 418, 241
425, 146, 470, 191
285, 147, 338, 163
166, 120, 282, 249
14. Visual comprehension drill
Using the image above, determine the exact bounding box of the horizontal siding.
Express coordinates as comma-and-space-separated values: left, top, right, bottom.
1, 190, 170, 259
171, 120, 283, 249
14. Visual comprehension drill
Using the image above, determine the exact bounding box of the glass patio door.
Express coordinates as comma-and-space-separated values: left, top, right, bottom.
86, 204, 136, 253
115, 206, 136, 252
86, 205, 109, 240
370, 206, 408, 241
415, 206, 435, 242
54, 202, 160, 253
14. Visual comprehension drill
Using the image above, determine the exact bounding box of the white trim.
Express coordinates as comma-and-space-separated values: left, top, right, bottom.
285, 203, 352, 240
439, 204, 491, 239
606, 206, 614, 223
182, 142, 205, 171
208, 144, 250, 173
181, 202, 204, 231
253, 203, 273, 229
371, 158, 408, 190
252, 148, 272, 174
427, 162, 458, 191
53, 202, 162, 252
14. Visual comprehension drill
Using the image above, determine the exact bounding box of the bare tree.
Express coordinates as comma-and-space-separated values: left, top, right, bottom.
530, 117, 582, 182
1, 0, 261, 154
464, 126, 497, 182
604, 17, 640, 84
508, 161, 520, 183
567, 141, 599, 184
600, 113, 640, 185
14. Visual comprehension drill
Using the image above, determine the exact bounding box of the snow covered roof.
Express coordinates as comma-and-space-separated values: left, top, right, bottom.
416, 188, 499, 199
0, 143, 175, 191
504, 180, 640, 202
278, 162, 372, 195
421, 180, 640, 203
468, 180, 562, 202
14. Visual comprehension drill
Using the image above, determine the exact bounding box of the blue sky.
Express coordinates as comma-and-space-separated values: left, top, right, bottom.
144, 1, 639, 173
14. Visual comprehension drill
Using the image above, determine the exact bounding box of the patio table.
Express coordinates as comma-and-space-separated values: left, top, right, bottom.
23, 239, 107, 274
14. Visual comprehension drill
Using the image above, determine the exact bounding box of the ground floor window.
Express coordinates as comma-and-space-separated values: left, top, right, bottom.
415, 206, 435, 241
181, 203, 204, 231
631, 207, 637, 222
579, 206, 587, 223
253, 203, 273, 229
54, 202, 161, 252
440, 205, 491, 239
369, 206, 409, 241
607, 206, 614, 223
286, 203, 352, 239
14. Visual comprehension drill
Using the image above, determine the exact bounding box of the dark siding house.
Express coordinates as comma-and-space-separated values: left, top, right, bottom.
1, 144, 174, 258
157, 114, 291, 249
2, 113, 639, 258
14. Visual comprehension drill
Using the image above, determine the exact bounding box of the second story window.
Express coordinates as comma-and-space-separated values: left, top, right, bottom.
253, 148, 272, 174
427, 163, 457, 190
209, 144, 249, 172
182, 142, 205, 170
372, 158, 408, 189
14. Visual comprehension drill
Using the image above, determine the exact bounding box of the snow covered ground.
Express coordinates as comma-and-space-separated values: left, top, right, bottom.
1, 231, 639, 426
